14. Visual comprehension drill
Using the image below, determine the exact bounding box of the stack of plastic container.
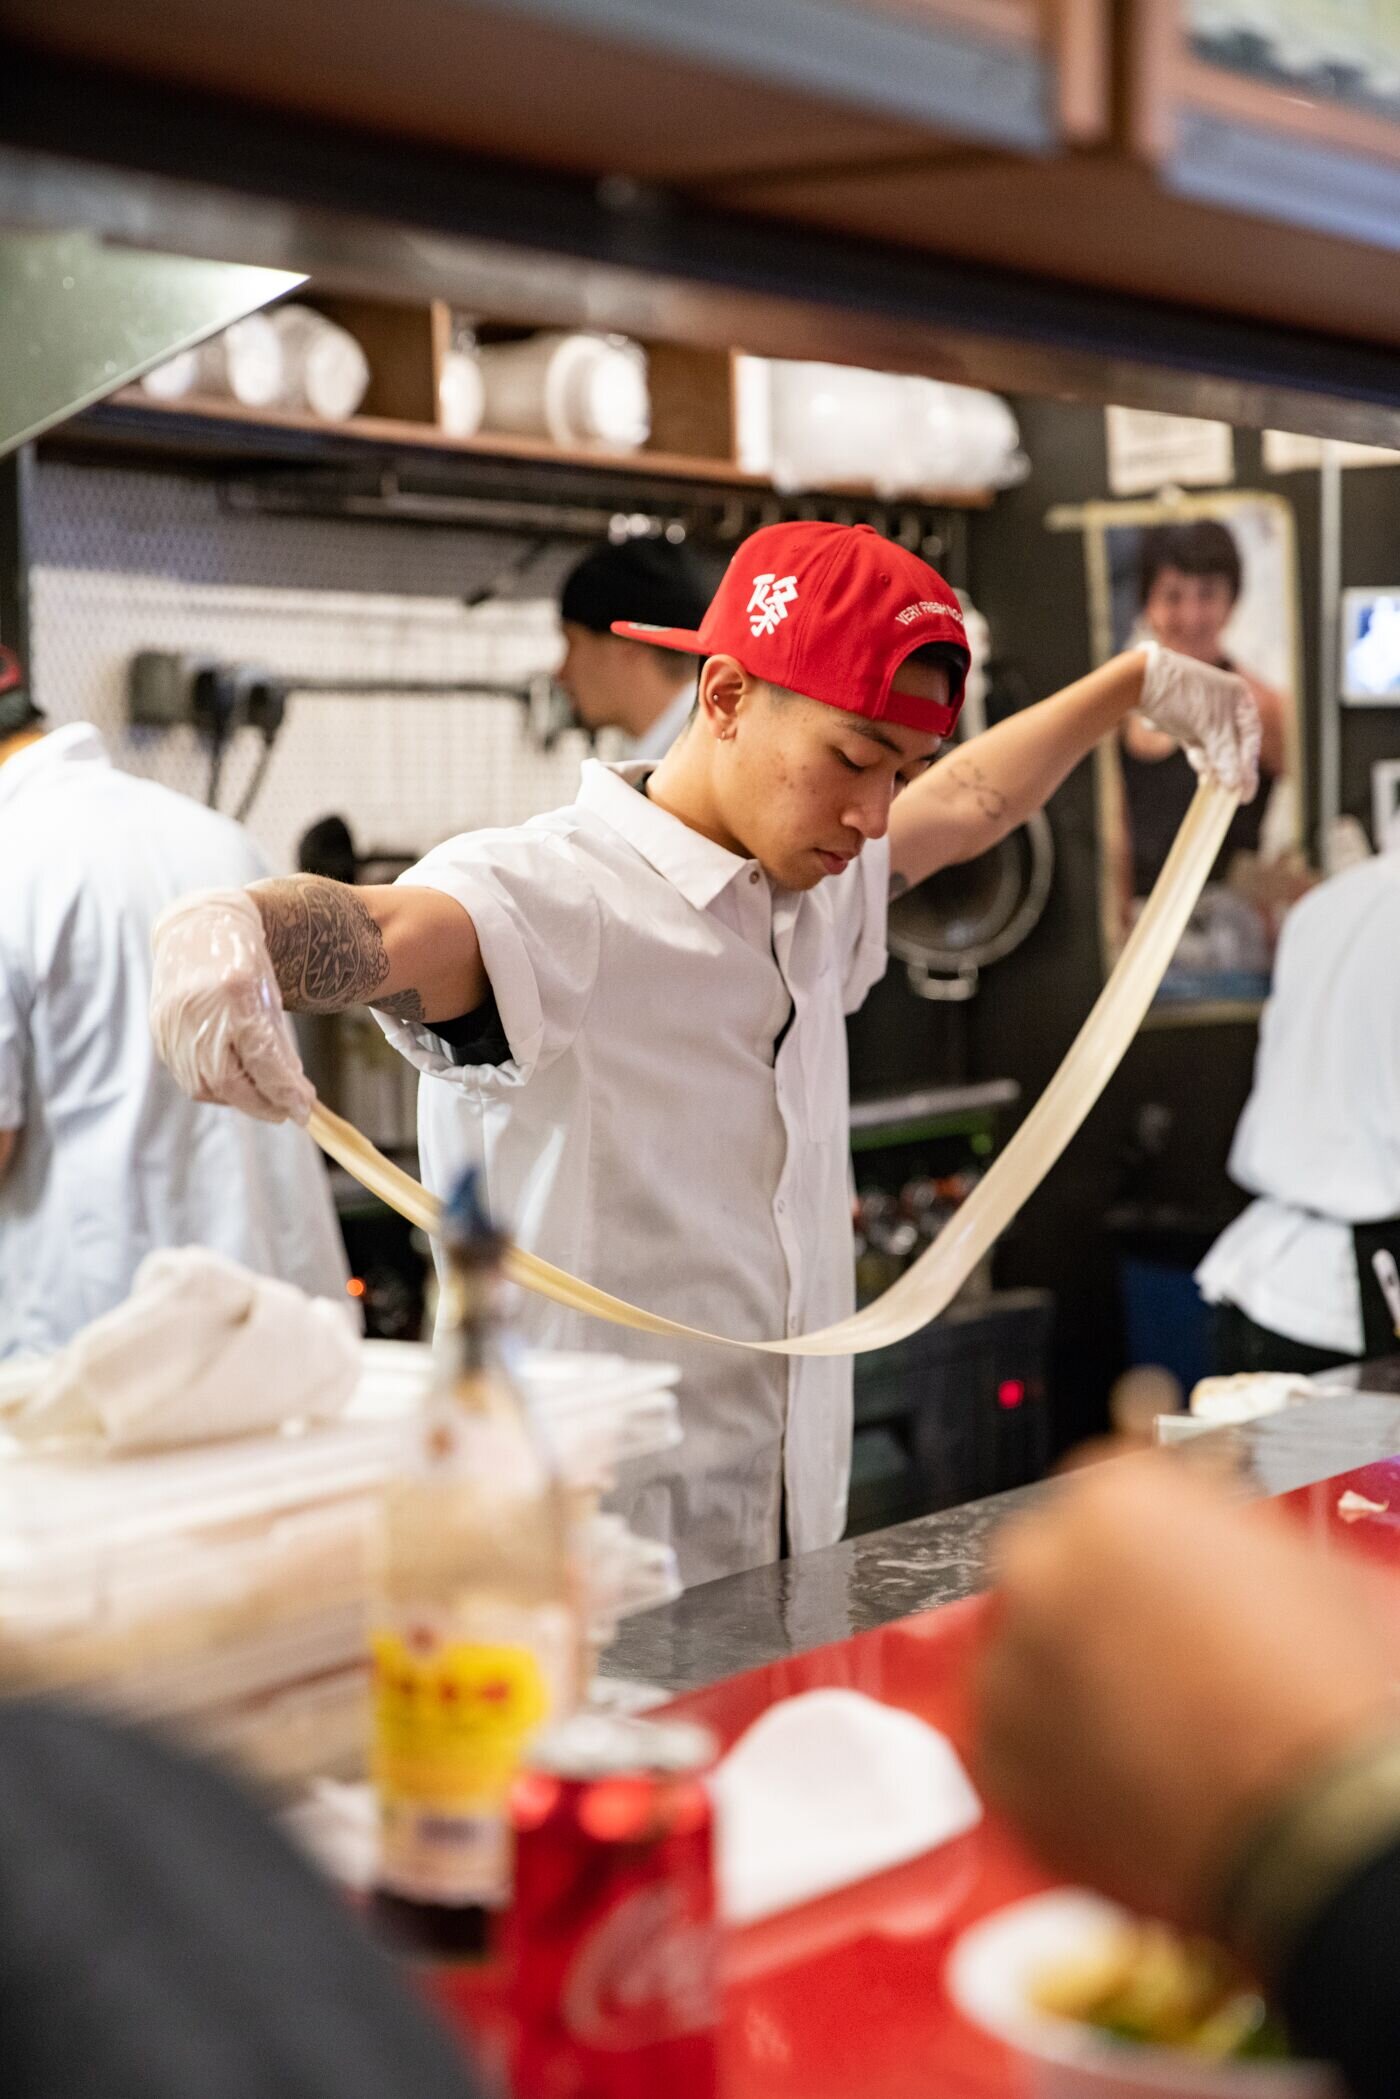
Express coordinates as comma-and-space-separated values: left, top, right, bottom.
0, 1340, 681, 1792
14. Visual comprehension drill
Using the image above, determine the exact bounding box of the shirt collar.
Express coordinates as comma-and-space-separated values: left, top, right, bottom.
576, 759, 756, 909
0, 722, 110, 816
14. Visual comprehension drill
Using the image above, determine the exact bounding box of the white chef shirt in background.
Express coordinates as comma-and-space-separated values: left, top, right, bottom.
376, 759, 889, 1587
0, 725, 349, 1359
1196, 853, 1400, 1355
629, 681, 696, 764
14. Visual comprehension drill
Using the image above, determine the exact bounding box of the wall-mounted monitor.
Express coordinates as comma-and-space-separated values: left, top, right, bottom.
1342, 589, 1400, 703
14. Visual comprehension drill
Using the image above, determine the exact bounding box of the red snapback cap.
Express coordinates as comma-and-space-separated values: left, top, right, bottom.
612, 520, 970, 738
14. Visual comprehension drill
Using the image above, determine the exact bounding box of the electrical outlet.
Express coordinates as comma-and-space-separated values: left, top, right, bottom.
127, 650, 221, 728
127, 651, 284, 735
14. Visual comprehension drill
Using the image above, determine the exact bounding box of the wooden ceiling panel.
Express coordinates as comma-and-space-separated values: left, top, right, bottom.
697, 154, 1400, 348
0, 0, 1000, 184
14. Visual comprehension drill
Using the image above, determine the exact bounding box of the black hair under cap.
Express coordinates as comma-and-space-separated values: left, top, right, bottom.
560, 537, 710, 637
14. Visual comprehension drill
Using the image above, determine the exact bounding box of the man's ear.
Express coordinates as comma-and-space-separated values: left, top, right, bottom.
697, 655, 746, 740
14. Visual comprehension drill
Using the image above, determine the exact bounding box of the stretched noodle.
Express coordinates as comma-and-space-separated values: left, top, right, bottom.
310, 778, 1236, 1355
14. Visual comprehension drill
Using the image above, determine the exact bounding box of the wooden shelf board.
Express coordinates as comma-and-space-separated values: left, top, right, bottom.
67, 389, 994, 507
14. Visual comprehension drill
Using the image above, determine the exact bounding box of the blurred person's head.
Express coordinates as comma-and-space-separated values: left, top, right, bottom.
1138, 520, 1243, 663
631, 521, 970, 891
558, 538, 710, 738
0, 647, 43, 760
298, 814, 359, 886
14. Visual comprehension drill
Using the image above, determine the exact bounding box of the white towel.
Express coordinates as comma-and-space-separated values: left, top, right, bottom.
713, 1689, 982, 1926
12, 1248, 360, 1452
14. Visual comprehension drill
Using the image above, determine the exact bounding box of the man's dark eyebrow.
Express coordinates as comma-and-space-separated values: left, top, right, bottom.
850, 723, 941, 765
849, 724, 903, 755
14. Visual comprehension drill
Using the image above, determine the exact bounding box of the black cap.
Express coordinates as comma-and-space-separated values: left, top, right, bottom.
560, 538, 710, 638
298, 814, 359, 886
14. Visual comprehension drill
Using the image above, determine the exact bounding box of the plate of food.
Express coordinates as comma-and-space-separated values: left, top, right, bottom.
946, 1891, 1341, 2098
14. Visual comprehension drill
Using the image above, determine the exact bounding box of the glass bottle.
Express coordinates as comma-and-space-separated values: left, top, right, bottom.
369, 1168, 581, 1959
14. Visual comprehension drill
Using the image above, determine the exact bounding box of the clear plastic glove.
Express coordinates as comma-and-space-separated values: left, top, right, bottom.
150, 888, 315, 1125
1138, 641, 1261, 801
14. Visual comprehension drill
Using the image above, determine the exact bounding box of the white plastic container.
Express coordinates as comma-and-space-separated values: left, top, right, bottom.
762, 357, 1024, 496
947, 1891, 1339, 2099
767, 359, 905, 494
477, 332, 650, 450
0, 1340, 681, 1789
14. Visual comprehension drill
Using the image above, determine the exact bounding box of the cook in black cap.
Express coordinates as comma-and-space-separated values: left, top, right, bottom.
557, 538, 711, 758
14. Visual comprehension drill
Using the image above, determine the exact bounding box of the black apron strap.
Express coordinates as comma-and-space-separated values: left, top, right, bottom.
1351, 1217, 1400, 1359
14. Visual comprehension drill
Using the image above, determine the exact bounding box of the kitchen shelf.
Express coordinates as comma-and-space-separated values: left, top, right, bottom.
58, 387, 996, 510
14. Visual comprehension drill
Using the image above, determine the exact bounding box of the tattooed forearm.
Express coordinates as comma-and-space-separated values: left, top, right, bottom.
945, 758, 1008, 823
252, 878, 391, 1012
373, 987, 426, 1024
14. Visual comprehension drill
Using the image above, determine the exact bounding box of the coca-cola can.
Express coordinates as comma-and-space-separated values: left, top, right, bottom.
505, 1710, 720, 2099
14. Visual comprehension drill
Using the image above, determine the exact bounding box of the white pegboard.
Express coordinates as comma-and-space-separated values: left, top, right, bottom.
27, 461, 600, 873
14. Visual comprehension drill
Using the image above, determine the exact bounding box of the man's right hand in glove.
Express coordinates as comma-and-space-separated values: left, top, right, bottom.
150, 876, 486, 1123
149, 889, 317, 1124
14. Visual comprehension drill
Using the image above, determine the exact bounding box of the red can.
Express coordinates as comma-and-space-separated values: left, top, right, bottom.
505, 1710, 720, 2099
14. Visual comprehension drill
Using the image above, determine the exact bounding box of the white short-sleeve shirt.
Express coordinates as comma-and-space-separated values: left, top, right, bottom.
0, 725, 350, 1359
377, 759, 889, 1585
1196, 853, 1400, 1354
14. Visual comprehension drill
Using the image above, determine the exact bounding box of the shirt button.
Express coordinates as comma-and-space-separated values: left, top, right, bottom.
788, 1314, 799, 1335
748, 868, 761, 885
776, 1198, 786, 1214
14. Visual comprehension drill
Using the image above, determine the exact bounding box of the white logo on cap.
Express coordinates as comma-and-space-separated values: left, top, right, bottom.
896, 599, 965, 628
748, 573, 799, 638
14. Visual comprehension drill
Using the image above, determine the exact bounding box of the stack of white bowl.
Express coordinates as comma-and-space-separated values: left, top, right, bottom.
141, 304, 371, 423
736, 355, 1025, 497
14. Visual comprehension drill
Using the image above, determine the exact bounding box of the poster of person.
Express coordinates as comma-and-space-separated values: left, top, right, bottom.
1066, 491, 1308, 1011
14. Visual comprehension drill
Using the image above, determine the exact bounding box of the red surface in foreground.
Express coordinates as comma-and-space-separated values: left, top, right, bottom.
428, 1456, 1400, 2098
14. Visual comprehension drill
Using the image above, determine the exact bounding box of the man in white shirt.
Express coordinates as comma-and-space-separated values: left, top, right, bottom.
1197, 850, 1400, 1371
556, 537, 710, 760
152, 522, 1258, 1584
0, 649, 349, 1359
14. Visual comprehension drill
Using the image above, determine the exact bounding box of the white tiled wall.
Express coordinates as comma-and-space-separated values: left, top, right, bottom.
28, 461, 601, 873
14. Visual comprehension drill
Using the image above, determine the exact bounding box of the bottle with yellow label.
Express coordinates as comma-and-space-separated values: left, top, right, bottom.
369, 1168, 582, 1960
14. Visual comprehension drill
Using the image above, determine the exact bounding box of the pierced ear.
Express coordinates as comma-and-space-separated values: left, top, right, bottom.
697, 655, 747, 740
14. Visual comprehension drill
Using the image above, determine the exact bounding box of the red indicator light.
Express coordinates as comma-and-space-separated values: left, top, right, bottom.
997, 1378, 1026, 1410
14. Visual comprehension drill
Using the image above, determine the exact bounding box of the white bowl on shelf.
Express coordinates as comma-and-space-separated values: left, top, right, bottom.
946, 1891, 1340, 2099
266, 305, 371, 422
477, 332, 649, 450
140, 313, 286, 408
438, 346, 486, 438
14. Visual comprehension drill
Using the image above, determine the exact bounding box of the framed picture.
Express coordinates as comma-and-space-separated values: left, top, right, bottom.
1051, 489, 1306, 1017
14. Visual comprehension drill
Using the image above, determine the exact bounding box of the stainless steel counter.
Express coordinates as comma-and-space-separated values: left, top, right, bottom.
602, 1363, 1400, 1697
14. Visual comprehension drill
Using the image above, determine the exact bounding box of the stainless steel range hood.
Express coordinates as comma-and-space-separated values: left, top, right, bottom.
0, 227, 301, 457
